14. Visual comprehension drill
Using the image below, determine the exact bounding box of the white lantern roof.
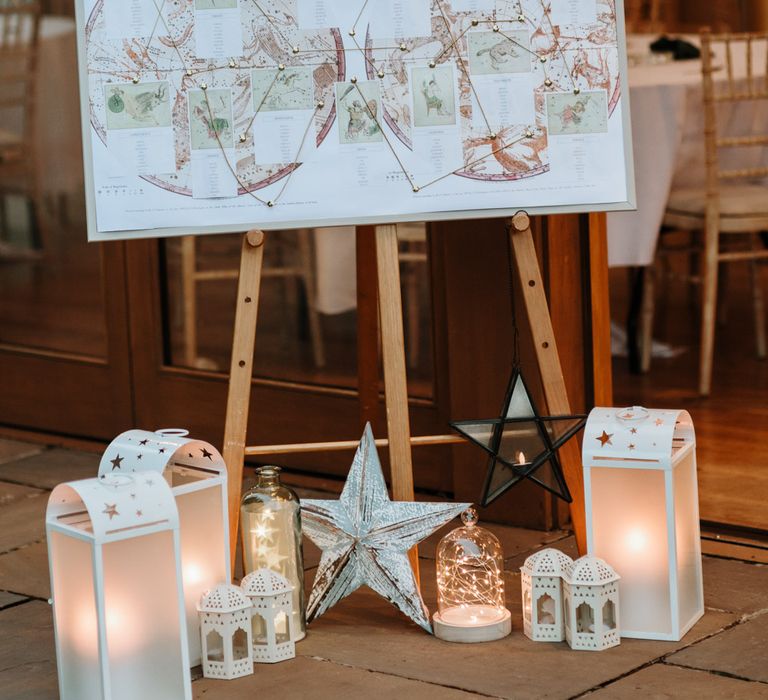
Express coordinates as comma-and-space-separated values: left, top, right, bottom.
521, 548, 574, 577
241, 569, 294, 597
564, 555, 620, 586
582, 407, 695, 470
47, 473, 178, 544
198, 584, 252, 614
97, 429, 226, 486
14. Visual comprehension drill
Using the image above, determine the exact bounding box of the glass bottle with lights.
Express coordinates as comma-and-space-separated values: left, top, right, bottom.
241, 467, 306, 640
433, 507, 512, 643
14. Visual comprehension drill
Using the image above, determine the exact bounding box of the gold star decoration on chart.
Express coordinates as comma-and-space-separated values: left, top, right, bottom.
302, 423, 470, 633
103, 503, 119, 520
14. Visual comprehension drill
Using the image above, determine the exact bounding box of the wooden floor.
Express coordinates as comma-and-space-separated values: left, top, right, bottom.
611, 261, 768, 532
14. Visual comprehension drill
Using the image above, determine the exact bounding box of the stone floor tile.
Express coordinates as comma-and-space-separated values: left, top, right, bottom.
0, 492, 49, 554
667, 611, 768, 683
0, 591, 27, 609
505, 534, 578, 571
0, 448, 100, 490
583, 662, 768, 698
298, 559, 737, 700
703, 557, 768, 615
0, 481, 44, 506
0, 600, 58, 700
193, 656, 488, 699
0, 439, 44, 466
0, 542, 51, 599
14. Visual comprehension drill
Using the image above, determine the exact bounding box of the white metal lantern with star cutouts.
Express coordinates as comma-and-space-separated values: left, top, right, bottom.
583, 407, 704, 641
520, 548, 574, 643
240, 569, 296, 663
563, 555, 621, 652
98, 429, 230, 666
46, 474, 191, 700
198, 584, 254, 680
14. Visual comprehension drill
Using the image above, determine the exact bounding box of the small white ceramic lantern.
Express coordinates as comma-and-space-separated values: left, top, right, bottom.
240, 569, 296, 663
198, 584, 254, 680
520, 548, 574, 642
46, 474, 191, 700
583, 407, 704, 641
433, 508, 511, 643
563, 556, 621, 652
98, 429, 230, 665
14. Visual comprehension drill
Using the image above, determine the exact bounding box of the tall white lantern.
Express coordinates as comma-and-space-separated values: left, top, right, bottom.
46, 474, 191, 700
583, 407, 704, 641
98, 429, 230, 665
520, 548, 573, 642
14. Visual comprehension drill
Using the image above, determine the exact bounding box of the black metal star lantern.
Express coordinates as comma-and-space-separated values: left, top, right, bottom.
451, 366, 587, 507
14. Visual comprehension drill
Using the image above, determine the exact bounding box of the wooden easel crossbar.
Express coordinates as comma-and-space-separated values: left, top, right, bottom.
222, 214, 587, 580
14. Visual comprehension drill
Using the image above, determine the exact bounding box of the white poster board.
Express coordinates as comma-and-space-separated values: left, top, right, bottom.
76, 0, 635, 241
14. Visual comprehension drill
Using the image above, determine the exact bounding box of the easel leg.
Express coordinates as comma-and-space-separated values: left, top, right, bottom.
375, 225, 420, 580
508, 212, 587, 556
223, 230, 266, 573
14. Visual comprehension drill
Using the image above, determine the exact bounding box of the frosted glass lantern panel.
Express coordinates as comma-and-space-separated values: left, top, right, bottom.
536, 594, 556, 626
576, 603, 594, 633
590, 467, 672, 637
48, 532, 102, 700
253, 614, 268, 645
674, 456, 704, 628
176, 486, 227, 662
102, 532, 188, 700
206, 631, 224, 663
232, 629, 249, 662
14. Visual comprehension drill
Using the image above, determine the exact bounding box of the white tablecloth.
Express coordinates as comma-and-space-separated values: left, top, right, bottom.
607, 35, 768, 267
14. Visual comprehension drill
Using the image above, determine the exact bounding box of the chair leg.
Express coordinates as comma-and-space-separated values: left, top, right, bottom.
298, 229, 326, 368
751, 234, 767, 360
699, 224, 719, 396
639, 264, 656, 373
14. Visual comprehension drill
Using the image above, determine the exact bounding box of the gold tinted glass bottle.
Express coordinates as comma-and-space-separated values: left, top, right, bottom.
241, 467, 306, 640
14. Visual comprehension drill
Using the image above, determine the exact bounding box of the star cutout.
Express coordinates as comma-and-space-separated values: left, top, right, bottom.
450, 367, 586, 506
201, 448, 214, 460
158, 448, 166, 454
301, 424, 469, 633
655, 419, 664, 427
630, 428, 638, 434
110, 454, 124, 471
139, 439, 149, 446
136, 510, 143, 517
137, 454, 143, 460
597, 431, 613, 447
629, 444, 636, 451
103, 503, 119, 520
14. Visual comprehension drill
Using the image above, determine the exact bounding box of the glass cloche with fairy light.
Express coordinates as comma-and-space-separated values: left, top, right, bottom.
433, 507, 511, 642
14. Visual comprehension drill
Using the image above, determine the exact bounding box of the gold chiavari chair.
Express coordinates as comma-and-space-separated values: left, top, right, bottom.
0, 0, 42, 248
643, 30, 768, 395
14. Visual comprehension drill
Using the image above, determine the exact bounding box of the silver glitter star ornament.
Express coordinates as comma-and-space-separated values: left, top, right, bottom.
302, 424, 470, 633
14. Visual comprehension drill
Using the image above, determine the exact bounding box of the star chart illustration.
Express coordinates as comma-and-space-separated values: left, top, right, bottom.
80, 0, 630, 237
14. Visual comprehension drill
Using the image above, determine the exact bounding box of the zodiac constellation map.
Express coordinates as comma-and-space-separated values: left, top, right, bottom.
77, 0, 635, 240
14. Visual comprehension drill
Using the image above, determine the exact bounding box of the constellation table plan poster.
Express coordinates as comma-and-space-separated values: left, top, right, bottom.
76, 0, 635, 240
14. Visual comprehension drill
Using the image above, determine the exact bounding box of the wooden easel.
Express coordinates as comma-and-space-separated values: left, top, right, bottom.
222, 213, 587, 580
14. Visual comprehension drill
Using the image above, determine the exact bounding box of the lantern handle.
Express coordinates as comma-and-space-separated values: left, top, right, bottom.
156, 428, 191, 438
615, 406, 650, 424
